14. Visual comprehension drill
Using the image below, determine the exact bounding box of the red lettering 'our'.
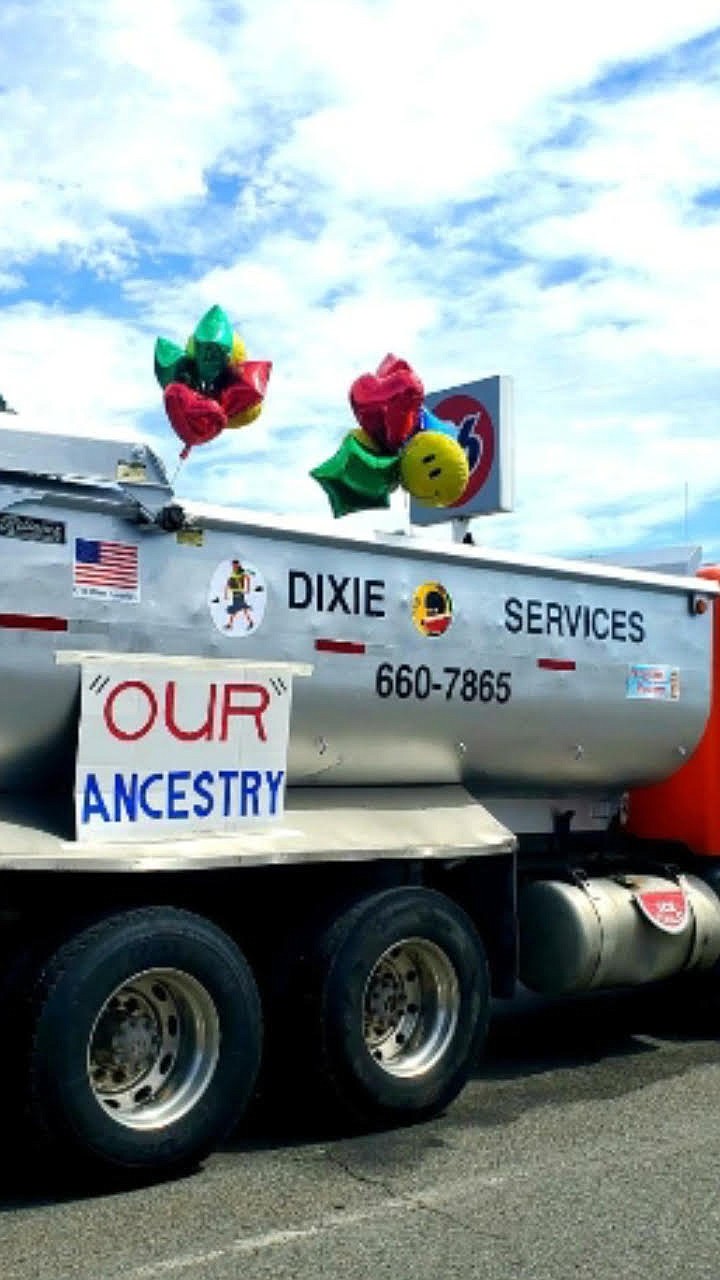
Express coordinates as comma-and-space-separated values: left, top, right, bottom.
104, 680, 158, 741
220, 683, 269, 742
103, 679, 270, 743
165, 681, 217, 741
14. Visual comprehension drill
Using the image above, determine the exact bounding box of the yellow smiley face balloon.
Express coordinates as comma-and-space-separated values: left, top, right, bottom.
399, 431, 469, 507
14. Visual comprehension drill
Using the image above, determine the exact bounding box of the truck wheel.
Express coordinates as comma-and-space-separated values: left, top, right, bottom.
24, 907, 262, 1174
306, 887, 490, 1125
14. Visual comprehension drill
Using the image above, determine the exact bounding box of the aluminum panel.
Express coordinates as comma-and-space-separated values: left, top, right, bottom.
0, 435, 714, 799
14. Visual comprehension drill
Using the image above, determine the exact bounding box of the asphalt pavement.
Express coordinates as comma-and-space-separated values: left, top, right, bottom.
2, 982, 720, 1280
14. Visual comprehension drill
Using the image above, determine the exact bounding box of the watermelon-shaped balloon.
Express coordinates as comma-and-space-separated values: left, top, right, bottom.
230, 332, 247, 367
219, 360, 272, 423
192, 305, 234, 387
154, 337, 196, 389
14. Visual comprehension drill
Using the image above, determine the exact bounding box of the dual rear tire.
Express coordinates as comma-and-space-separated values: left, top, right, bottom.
18, 907, 262, 1175
8, 888, 489, 1174
273, 886, 490, 1127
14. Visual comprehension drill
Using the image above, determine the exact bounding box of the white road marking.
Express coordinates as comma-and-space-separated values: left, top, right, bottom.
123, 1174, 506, 1279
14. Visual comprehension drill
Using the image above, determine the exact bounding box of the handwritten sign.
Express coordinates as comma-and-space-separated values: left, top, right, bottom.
69, 656, 308, 843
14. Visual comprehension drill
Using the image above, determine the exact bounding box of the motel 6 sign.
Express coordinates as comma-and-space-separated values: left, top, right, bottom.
409, 374, 515, 526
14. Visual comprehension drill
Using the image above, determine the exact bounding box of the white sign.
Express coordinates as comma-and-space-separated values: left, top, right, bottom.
70, 656, 306, 843
410, 374, 515, 526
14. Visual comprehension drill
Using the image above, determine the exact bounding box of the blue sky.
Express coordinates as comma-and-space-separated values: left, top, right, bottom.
2, 0, 720, 561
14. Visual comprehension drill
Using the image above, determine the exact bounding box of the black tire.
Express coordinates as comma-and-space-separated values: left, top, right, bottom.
23, 907, 262, 1174
302, 887, 490, 1125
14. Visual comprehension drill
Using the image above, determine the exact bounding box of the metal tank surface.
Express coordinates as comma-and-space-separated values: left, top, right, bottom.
518, 873, 720, 993
0, 426, 714, 796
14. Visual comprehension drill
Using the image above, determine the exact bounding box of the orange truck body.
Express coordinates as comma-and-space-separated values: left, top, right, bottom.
628, 566, 720, 857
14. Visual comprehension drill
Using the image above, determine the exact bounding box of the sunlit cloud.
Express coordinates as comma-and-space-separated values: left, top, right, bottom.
1, 1, 719, 559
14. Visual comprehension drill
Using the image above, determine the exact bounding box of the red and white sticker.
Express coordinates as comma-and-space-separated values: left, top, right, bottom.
634, 887, 689, 934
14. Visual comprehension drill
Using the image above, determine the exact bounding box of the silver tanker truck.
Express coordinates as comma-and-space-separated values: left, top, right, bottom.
0, 421, 719, 1177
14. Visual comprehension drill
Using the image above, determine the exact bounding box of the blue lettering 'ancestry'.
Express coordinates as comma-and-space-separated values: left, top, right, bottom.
80, 769, 286, 826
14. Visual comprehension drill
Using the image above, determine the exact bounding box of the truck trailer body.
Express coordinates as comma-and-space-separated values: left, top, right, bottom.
0, 423, 718, 1177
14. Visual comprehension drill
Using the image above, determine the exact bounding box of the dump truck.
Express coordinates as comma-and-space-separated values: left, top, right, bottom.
0, 421, 719, 1177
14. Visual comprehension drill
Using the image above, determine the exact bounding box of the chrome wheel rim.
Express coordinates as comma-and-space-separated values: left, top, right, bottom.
363, 938, 460, 1078
87, 968, 220, 1131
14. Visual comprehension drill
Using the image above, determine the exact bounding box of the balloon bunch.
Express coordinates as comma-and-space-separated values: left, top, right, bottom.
310, 354, 469, 518
154, 305, 272, 459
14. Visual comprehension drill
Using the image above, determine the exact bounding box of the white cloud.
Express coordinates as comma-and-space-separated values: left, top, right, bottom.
3, 0, 718, 264
243, 0, 720, 206
0, 0, 241, 269
2, 1, 720, 559
0, 303, 157, 440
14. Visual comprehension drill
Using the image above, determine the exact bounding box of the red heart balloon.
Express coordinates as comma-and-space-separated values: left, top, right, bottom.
164, 383, 227, 458
219, 360, 272, 418
376, 353, 414, 380
349, 354, 424, 452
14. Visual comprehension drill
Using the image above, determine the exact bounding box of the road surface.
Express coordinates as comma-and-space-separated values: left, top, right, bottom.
2, 983, 719, 1280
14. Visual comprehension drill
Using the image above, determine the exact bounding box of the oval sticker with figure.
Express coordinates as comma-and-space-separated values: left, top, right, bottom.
208, 558, 267, 636
412, 581, 453, 637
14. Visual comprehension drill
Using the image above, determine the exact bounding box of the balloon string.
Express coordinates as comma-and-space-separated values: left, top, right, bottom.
170, 455, 187, 487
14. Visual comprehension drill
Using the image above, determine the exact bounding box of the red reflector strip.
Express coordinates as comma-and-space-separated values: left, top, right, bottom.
0, 613, 68, 632
314, 639, 366, 655
537, 658, 576, 671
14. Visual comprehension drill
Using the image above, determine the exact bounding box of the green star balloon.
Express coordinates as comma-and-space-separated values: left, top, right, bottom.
154, 337, 196, 389
193, 305, 234, 387
311, 432, 400, 517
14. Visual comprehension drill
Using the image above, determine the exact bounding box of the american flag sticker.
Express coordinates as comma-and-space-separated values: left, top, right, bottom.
73, 538, 140, 602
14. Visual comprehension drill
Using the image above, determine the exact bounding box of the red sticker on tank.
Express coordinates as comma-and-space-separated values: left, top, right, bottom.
634, 888, 689, 934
